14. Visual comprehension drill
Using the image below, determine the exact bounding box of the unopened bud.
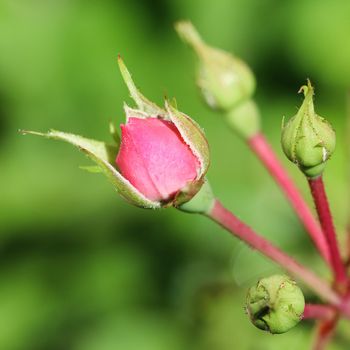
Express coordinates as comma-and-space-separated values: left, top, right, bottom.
246, 275, 305, 334
175, 21, 256, 112
281, 80, 336, 178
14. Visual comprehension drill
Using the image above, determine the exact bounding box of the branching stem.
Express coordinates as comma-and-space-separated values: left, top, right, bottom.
303, 304, 334, 321
205, 199, 340, 305
248, 133, 330, 264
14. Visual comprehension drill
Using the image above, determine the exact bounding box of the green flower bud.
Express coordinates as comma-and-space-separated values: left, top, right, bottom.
175, 21, 256, 112
246, 275, 305, 334
281, 80, 336, 178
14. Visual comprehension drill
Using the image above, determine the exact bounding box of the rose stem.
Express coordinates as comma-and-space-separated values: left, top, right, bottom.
312, 317, 339, 350
303, 304, 334, 321
205, 199, 340, 306
346, 225, 350, 268
308, 176, 347, 286
346, 92, 350, 269
248, 132, 330, 265
345, 92, 350, 298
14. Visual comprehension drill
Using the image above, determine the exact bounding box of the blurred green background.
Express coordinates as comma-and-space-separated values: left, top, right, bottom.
1, 0, 350, 349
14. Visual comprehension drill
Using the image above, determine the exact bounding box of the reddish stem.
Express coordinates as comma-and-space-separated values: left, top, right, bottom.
312, 317, 338, 350
206, 200, 340, 305
303, 304, 334, 321
346, 225, 350, 268
248, 133, 330, 265
308, 176, 347, 286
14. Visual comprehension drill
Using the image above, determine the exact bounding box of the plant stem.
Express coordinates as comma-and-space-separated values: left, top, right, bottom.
312, 317, 338, 350
206, 199, 340, 306
303, 304, 334, 321
346, 225, 350, 268
248, 133, 330, 264
308, 176, 347, 286
346, 92, 350, 268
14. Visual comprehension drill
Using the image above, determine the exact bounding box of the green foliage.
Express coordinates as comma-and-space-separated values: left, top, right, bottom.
0, 0, 349, 349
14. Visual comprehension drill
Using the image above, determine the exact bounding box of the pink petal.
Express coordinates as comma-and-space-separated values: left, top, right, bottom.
116, 117, 200, 201
116, 124, 162, 201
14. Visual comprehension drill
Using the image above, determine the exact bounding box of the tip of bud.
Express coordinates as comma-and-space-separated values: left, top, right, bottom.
175, 20, 204, 53
246, 275, 305, 334
117, 57, 165, 116
18, 129, 45, 137
298, 78, 314, 97
175, 21, 256, 112
281, 81, 336, 178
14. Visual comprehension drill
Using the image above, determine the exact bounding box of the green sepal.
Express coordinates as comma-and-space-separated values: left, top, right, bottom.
177, 179, 214, 213
173, 178, 205, 207
123, 104, 159, 122
19, 129, 160, 209
79, 165, 103, 173
165, 100, 210, 179
117, 56, 165, 116
109, 121, 121, 144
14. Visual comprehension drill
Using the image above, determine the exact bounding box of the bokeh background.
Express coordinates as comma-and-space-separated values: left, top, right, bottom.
1, 0, 350, 349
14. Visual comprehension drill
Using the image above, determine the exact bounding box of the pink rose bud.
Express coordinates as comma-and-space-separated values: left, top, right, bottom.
116, 117, 200, 202
22, 57, 210, 210
21, 111, 212, 210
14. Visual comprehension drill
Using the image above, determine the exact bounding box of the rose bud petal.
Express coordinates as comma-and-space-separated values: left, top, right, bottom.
116, 117, 200, 202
